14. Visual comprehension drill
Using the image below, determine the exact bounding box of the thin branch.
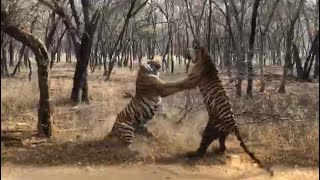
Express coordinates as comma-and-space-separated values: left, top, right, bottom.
238, 88, 278, 114
1, 13, 48, 59
81, 0, 90, 27
229, 0, 242, 30
261, 0, 280, 36
38, 0, 81, 48
237, 116, 290, 125
130, 0, 148, 17
69, 0, 81, 29
184, 0, 197, 42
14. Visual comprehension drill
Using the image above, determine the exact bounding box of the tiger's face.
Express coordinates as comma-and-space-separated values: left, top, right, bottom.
141, 60, 161, 76
186, 40, 208, 64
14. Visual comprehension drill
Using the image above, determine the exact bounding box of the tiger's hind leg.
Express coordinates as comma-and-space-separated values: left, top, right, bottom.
105, 127, 135, 149
135, 124, 154, 139
213, 133, 228, 154
186, 121, 219, 158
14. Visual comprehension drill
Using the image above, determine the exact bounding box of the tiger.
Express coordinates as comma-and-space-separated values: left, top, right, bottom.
165, 40, 273, 176
105, 60, 181, 148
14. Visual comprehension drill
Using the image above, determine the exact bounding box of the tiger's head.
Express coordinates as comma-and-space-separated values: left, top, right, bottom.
185, 40, 211, 64
140, 60, 161, 76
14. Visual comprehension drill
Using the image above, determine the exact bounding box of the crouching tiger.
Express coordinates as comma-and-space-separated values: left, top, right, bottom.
165, 41, 273, 176
105, 60, 181, 148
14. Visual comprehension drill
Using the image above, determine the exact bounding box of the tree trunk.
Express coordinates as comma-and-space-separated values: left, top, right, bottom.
184, 27, 190, 73
313, 53, 319, 79
147, 38, 152, 59
70, 0, 101, 103
207, 0, 212, 52
123, 43, 129, 67
66, 34, 72, 63
235, 45, 246, 97
71, 32, 94, 103
303, 31, 319, 80
92, 21, 103, 73
1, 57, 9, 77
1, 47, 9, 77
293, 44, 303, 79
271, 50, 276, 65
138, 39, 143, 65
12, 45, 25, 77
57, 47, 61, 63
27, 55, 32, 81
103, 43, 110, 75
162, 39, 170, 72
1, 15, 53, 137
258, 35, 266, 92
9, 39, 14, 67
177, 30, 181, 65
129, 44, 133, 71
276, 42, 282, 65
223, 34, 232, 77
51, 28, 67, 69
170, 30, 174, 74
279, 0, 304, 93
24, 48, 29, 67
246, 0, 261, 98
50, 49, 56, 69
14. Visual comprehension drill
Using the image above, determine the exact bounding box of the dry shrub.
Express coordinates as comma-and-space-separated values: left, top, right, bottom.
238, 91, 319, 165
1, 78, 38, 125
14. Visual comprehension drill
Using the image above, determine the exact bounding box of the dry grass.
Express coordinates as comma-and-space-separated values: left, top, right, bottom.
1, 62, 319, 169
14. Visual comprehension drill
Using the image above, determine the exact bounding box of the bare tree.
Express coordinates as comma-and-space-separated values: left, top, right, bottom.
104, 0, 148, 81
257, 0, 280, 92
279, 0, 305, 93
39, 0, 101, 103
302, 30, 319, 80
246, 0, 261, 98
228, 0, 249, 97
1, 33, 10, 77
1, 9, 53, 137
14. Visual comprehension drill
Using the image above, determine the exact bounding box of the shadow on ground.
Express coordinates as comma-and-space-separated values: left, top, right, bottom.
1, 134, 318, 169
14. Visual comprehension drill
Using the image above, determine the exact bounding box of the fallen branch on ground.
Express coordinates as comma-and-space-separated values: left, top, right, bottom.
238, 115, 290, 125
237, 87, 279, 114
1, 134, 22, 143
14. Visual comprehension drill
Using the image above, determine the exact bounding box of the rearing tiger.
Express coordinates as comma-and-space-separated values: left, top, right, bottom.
106, 60, 181, 147
165, 41, 273, 176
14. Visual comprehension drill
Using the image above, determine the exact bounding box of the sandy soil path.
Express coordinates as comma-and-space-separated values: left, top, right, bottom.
2, 163, 318, 180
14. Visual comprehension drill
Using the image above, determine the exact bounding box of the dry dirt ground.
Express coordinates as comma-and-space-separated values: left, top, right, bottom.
2, 161, 318, 180
1, 61, 319, 180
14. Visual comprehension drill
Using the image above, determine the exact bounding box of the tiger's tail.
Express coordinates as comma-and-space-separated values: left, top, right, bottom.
234, 127, 274, 176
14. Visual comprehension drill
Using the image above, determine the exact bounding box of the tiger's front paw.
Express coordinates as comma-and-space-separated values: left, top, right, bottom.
135, 125, 154, 139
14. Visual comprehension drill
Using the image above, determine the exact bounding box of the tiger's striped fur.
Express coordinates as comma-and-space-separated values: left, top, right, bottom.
166, 41, 273, 176
106, 60, 181, 147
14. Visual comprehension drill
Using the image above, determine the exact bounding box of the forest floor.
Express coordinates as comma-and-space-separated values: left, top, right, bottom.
1, 62, 319, 180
